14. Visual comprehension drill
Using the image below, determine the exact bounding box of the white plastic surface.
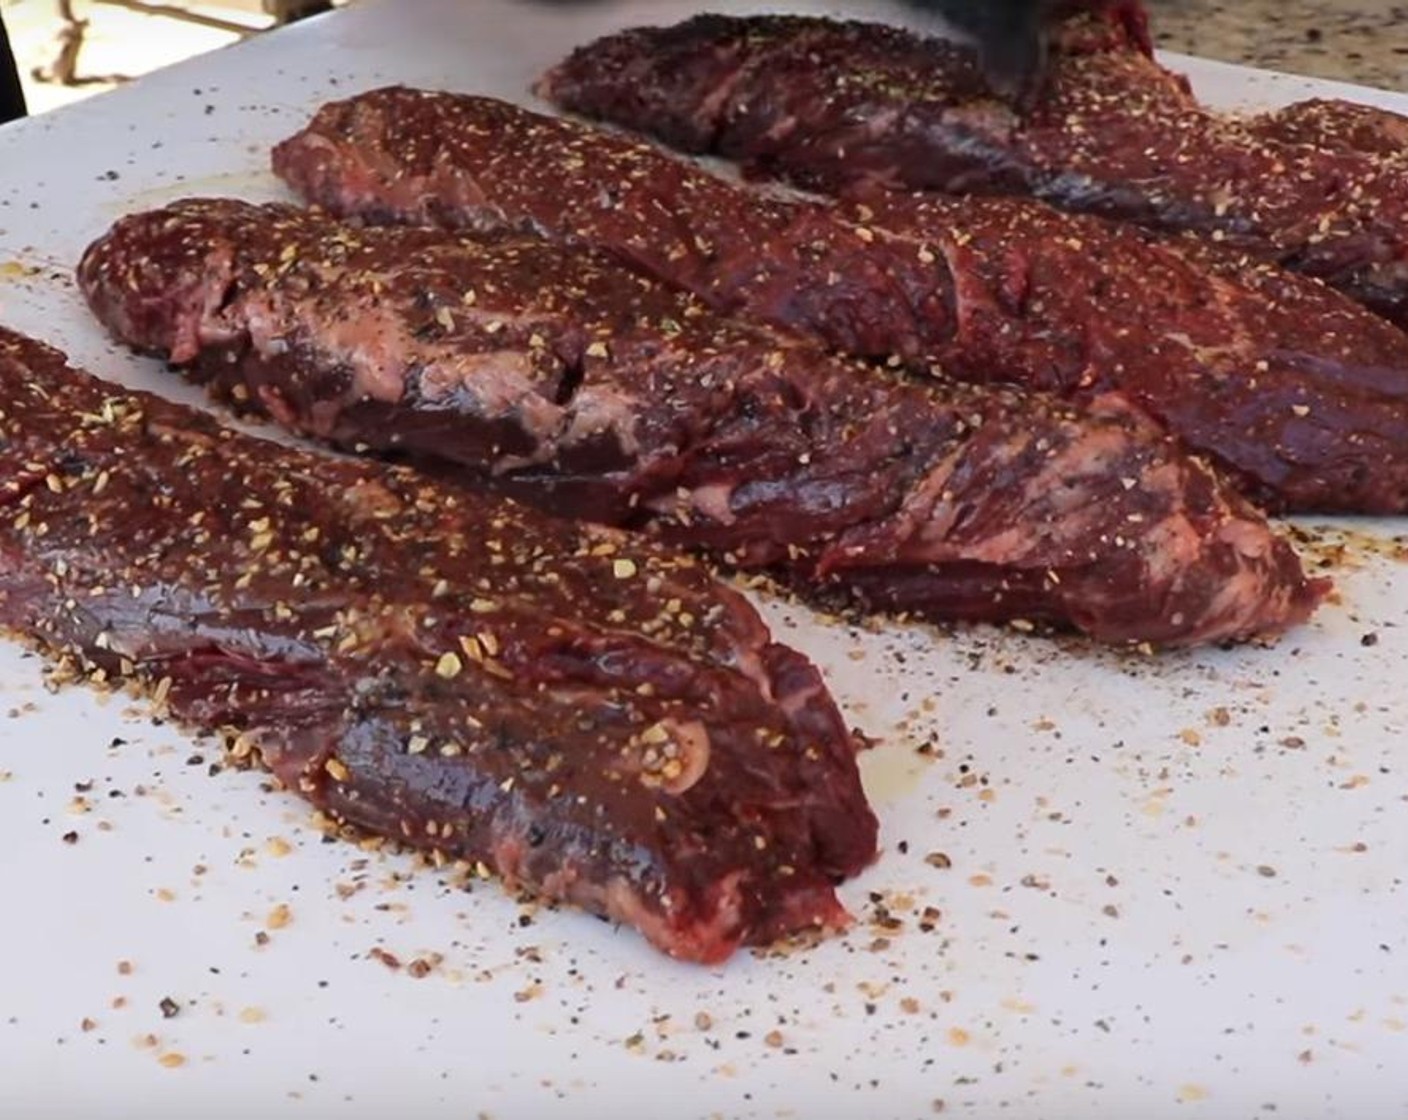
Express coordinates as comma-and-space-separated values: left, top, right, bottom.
1, 2, 1407, 1117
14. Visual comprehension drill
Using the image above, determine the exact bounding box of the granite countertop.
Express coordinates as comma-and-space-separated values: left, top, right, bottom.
1150, 0, 1408, 91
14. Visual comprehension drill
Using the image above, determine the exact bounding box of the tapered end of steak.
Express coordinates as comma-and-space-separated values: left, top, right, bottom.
1056, 493, 1329, 649
1054, 421, 1330, 647
816, 386, 1328, 648
1087, 424, 1330, 648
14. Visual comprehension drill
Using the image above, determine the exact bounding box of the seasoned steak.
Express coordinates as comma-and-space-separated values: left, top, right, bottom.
79, 199, 1326, 647
0, 325, 878, 964
274, 90, 963, 368
1241, 98, 1408, 162
273, 88, 1408, 515
538, 9, 1408, 330
857, 191, 1408, 516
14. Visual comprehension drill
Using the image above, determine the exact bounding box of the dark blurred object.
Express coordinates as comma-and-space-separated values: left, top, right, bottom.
911, 0, 1155, 101
268, 0, 333, 19
907, 0, 1054, 103
0, 10, 25, 124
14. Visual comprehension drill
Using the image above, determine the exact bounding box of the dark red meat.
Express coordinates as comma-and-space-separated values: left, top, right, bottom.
272, 88, 1408, 515
78, 199, 1325, 647
274, 90, 963, 368
1241, 98, 1408, 161
0, 325, 878, 964
538, 10, 1408, 330
860, 191, 1408, 515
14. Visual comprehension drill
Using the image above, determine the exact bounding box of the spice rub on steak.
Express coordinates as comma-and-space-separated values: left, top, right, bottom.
0, 325, 878, 964
538, 9, 1408, 331
1242, 99, 1408, 162
855, 191, 1408, 517
78, 199, 1325, 647
273, 89, 1408, 515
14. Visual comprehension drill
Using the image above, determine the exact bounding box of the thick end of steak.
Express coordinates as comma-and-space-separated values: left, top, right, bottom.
80, 199, 1326, 648
0, 325, 877, 964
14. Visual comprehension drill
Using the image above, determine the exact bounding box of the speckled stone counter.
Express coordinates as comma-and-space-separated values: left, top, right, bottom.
1150, 0, 1408, 91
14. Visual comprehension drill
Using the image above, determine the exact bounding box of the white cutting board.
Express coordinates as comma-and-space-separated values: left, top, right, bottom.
1, 2, 1407, 1117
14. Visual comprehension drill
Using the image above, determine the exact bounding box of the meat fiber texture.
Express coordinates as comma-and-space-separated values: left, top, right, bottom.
0, 325, 879, 964
274, 89, 1408, 516
538, 8, 1408, 333
78, 199, 1325, 647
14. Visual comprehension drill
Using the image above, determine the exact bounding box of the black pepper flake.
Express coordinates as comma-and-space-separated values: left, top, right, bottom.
158, 997, 180, 1019
60, 830, 78, 845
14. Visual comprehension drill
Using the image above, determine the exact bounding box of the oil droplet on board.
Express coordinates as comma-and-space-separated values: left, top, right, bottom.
859, 739, 934, 803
